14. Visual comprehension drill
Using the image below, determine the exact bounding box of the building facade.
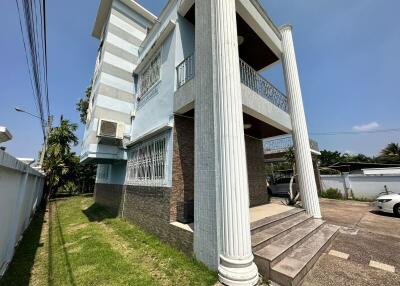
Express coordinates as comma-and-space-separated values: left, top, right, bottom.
81, 0, 323, 285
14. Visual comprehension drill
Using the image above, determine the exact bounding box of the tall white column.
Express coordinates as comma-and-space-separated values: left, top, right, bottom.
281, 25, 322, 219
194, 0, 258, 285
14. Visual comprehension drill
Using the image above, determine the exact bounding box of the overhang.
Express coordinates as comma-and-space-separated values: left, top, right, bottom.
134, 20, 176, 74
92, 0, 157, 39
0, 126, 12, 143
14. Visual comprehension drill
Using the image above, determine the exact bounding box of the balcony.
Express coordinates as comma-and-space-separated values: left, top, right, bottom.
263, 135, 320, 155
176, 54, 288, 113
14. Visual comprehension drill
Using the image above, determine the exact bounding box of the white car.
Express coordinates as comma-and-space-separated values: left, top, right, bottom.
376, 193, 400, 217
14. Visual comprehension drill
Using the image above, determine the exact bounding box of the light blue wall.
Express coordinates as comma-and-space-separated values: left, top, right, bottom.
127, 3, 178, 189
96, 1, 197, 187
131, 30, 176, 140
110, 161, 127, 185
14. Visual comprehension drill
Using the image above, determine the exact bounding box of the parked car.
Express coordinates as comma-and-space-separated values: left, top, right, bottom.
376, 193, 400, 217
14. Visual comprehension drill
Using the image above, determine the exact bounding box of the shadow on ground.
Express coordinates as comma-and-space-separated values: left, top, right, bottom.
82, 203, 116, 222
0, 203, 46, 286
370, 210, 398, 218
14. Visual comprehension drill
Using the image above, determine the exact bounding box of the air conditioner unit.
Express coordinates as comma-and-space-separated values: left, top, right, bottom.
97, 119, 124, 140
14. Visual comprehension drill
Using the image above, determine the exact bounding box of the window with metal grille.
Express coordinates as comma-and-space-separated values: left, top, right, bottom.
126, 133, 167, 186
139, 52, 161, 97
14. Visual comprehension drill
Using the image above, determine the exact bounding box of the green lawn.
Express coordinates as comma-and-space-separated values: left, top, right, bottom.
0, 195, 217, 286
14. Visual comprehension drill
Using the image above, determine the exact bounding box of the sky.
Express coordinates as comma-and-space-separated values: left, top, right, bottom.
0, 0, 399, 160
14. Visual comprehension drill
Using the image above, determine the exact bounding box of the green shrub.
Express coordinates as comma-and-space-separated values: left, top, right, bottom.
321, 188, 343, 200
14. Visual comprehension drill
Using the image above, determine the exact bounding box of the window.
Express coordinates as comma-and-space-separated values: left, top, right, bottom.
139, 52, 161, 97
97, 164, 111, 183
126, 133, 167, 186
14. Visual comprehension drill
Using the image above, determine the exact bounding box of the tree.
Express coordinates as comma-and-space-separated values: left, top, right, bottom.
43, 116, 96, 197
283, 146, 296, 167
380, 143, 400, 157
43, 117, 78, 196
342, 153, 372, 163
319, 150, 343, 167
76, 82, 92, 124
377, 143, 400, 163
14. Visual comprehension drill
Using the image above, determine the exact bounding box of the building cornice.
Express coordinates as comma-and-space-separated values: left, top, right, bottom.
92, 0, 157, 39
248, 0, 282, 40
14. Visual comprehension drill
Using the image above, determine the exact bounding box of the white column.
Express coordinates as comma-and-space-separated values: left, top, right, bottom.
281, 25, 322, 219
194, 0, 258, 285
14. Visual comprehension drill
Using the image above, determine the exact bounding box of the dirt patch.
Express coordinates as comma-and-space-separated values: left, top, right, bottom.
65, 223, 88, 233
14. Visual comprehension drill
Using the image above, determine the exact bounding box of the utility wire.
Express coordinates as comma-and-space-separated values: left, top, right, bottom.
310, 128, 400, 136
15, 0, 51, 138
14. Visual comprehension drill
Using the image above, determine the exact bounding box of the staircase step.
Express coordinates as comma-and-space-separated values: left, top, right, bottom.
270, 224, 340, 286
254, 219, 325, 277
251, 208, 305, 235
252, 213, 312, 251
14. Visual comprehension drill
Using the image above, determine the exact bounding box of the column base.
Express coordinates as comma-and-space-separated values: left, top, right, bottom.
218, 255, 259, 286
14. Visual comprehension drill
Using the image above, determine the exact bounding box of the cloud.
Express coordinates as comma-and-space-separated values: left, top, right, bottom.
352, 122, 380, 132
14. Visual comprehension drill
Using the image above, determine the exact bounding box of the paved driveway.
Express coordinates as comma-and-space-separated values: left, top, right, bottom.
302, 198, 400, 286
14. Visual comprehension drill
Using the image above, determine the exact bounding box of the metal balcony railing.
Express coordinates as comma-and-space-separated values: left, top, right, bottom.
176, 54, 195, 88
176, 54, 288, 112
239, 59, 288, 112
264, 135, 320, 154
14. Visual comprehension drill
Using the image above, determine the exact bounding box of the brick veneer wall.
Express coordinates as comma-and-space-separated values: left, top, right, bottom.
171, 116, 195, 223
245, 136, 269, 207
122, 185, 193, 255
170, 117, 269, 215
94, 183, 124, 216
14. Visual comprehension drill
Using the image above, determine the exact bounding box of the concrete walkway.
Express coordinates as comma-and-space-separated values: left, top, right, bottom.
249, 203, 295, 223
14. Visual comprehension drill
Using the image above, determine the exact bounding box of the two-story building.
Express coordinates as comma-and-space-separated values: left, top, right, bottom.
81, 1, 338, 285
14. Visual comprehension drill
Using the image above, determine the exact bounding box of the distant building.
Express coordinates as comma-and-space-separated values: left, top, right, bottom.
329, 162, 400, 174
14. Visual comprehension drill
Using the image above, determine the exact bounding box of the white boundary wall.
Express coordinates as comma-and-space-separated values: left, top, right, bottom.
0, 150, 45, 276
321, 174, 400, 200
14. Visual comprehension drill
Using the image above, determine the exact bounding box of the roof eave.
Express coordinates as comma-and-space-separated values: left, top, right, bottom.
92, 0, 157, 40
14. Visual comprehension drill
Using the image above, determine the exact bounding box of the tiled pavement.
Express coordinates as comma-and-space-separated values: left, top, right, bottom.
301, 198, 400, 286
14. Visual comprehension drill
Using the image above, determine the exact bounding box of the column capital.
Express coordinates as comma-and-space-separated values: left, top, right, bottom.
280, 24, 293, 32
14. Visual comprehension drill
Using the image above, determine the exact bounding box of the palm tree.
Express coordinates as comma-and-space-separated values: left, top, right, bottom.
380, 143, 400, 157
378, 143, 400, 164
43, 117, 79, 197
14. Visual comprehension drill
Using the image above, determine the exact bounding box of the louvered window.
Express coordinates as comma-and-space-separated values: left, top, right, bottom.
139, 52, 161, 97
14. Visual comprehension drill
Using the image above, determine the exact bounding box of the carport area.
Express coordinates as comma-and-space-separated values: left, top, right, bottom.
301, 198, 400, 286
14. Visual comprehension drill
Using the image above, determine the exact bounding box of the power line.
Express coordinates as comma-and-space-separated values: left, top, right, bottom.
15, 0, 51, 138
310, 128, 400, 136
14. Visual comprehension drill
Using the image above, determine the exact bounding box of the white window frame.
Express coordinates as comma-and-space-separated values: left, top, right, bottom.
125, 132, 168, 186
139, 52, 161, 98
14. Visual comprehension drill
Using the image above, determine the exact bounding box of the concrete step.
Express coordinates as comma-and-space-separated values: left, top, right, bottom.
251, 208, 305, 235
252, 213, 312, 252
254, 219, 325, 277
270, 224, 340, 286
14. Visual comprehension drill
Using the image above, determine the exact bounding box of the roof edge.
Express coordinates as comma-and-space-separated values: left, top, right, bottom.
92, 0, 157, 39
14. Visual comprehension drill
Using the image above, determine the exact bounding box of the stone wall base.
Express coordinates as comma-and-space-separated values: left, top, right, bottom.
122, 185, 193, 255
